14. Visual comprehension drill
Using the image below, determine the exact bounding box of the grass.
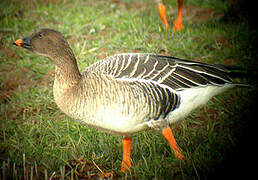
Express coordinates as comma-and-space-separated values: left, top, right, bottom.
0, 0, 257, 179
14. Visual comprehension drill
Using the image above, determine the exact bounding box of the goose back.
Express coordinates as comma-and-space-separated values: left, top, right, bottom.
87, 53, 233, 91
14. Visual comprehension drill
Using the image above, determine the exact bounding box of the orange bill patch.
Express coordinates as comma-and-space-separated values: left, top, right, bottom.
14, 39, 23, 47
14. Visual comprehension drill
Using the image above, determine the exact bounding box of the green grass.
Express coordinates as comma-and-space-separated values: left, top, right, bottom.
0, 0, 257, 179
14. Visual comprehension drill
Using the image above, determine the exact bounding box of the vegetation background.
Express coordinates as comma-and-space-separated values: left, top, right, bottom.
0, 0, 257, 179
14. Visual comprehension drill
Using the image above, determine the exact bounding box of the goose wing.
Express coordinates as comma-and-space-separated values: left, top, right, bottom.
86, 53, 233, 91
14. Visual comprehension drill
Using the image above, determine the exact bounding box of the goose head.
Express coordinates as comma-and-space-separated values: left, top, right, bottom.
13, 28, 75, 66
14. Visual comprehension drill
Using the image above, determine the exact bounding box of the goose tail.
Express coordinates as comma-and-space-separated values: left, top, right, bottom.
221, 65, 257, 88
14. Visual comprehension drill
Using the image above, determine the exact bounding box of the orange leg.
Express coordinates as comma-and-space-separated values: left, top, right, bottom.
173, 0, 184, 31
162, 126, 184, 159
121, 137, 132, 172
157, 3, 169, 29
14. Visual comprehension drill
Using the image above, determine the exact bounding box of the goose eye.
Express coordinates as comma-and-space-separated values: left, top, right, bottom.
38, 33, 43, 38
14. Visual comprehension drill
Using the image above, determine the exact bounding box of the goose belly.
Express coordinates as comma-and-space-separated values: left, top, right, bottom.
167, 84, 234, 124
91, 106, 150, 136
70, 104, 149, 136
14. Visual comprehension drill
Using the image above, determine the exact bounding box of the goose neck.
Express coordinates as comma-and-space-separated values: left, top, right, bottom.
54, 58, 81, 87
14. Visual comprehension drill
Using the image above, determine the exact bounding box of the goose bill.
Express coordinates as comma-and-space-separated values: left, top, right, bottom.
13, 37, 32, 50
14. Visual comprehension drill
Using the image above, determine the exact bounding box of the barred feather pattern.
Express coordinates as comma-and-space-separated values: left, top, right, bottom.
87, 53, 233, 91
131, 80, 180, 120
81, 53, 235, 126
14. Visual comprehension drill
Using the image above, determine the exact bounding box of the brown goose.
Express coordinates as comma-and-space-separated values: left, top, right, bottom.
13, 28, 249, 172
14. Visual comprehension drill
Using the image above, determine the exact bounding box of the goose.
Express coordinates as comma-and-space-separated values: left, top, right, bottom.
13, 28, 249, 172
156, 0, 184, 30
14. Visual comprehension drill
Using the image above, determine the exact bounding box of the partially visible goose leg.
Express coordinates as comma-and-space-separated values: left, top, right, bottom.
121, 127, 184, 172
157, 2, 169, 29
162, 126, 185, 159
121, 137, 132, 172
173, 0, 184, 31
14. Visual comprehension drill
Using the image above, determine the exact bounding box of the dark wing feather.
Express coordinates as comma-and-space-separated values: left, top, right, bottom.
86, 53, 234, 90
